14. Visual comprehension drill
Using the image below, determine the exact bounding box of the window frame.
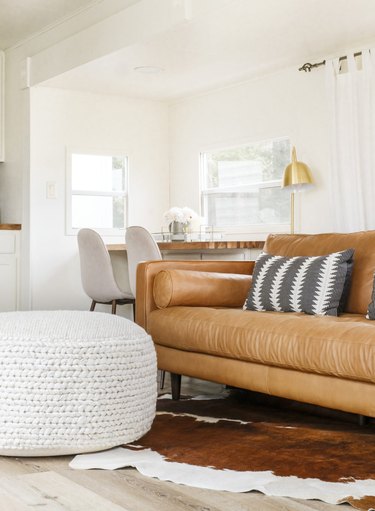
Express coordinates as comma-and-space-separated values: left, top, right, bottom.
199, 137, 290, 235
65, 147, 129, 236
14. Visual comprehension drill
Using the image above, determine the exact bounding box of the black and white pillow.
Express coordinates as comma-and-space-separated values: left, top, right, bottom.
243, 249, 354, 316
366, 274, 375, 319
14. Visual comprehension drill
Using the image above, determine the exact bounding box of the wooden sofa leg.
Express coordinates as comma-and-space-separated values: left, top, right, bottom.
358, 414, 369, 426
171, 373, 181, 400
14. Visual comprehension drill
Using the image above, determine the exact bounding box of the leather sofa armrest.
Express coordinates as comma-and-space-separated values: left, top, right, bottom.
135, 260, 254, 331
153, 269, 252, 309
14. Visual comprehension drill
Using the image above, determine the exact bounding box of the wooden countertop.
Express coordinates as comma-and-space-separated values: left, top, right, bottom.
0, 224, 21, 230
108, 240, 265, 251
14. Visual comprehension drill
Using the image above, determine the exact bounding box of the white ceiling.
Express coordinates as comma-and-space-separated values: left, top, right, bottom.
24, 0, 375, 100
0, 0, 108, 50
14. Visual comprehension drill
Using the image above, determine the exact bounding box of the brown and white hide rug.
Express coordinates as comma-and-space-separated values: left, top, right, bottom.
70, 392, 375, 511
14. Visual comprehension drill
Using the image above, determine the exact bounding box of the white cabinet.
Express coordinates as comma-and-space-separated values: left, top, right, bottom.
0, 230, 20, 311
0, 51, 3, 162
0, 257, 17, 310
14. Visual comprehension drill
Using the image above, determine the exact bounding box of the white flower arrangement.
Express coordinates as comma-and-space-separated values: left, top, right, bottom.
163, 207, 198, 225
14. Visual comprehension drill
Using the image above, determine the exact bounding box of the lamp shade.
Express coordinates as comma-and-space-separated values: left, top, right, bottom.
282, 147, 313, 191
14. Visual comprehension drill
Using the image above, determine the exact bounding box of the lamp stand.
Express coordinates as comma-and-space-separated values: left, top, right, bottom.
282, 146, 313, 234
290, 191, 295, 235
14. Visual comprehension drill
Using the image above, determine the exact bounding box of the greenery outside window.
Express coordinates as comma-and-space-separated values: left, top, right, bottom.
66, 150, 128, 235
200, 137, 290, 232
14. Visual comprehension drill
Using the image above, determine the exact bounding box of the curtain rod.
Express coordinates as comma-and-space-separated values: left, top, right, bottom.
299, 51, 362, 72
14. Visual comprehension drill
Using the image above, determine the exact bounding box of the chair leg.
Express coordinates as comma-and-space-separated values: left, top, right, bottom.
159, 370, 165, 390
133, 301, 136, 322
111, 300, 117, 314
90, 300, 96, 311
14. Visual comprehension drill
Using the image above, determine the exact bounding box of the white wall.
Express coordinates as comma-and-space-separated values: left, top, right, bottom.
0, 0, 185, 310
0, 0, 341, 312
1, 0, 144, 226
30, 86, 169, 312
169, 66, 332, 237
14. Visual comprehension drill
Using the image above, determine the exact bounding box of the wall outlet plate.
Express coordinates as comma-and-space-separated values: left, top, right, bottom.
46, 181, 57, 199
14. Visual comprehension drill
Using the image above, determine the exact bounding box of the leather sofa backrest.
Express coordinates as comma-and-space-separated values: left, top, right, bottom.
264, 231, 375, 314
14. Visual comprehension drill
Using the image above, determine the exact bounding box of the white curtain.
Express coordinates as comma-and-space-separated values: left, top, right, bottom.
326, 49, 375, 232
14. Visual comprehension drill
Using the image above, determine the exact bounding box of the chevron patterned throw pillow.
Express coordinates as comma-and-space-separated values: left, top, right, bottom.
366, 274, 375, 319
243, 249, 354, 316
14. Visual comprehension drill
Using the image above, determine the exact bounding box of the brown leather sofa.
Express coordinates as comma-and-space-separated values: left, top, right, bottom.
136, 231, 375, 418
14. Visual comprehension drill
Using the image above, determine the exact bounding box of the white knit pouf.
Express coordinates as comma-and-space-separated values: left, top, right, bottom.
0, 310, 157, 456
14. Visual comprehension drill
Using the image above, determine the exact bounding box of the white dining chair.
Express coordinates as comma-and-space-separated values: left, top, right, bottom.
125, 225, 162, 297
77, 228, 135, 315
125, 226, 165, 388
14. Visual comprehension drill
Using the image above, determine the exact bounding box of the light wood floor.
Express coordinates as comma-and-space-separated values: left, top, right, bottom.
0, 376, 353, 511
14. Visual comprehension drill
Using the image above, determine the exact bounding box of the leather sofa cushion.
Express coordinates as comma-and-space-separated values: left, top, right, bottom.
264, 231, 375, 315
153, 269, 252, 309
148, 307, 375, 383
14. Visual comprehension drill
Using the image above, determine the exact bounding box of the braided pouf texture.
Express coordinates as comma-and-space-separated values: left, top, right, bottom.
0, 310, 157, 456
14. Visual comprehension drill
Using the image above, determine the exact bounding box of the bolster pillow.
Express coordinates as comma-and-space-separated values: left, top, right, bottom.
153, 269, 252, 309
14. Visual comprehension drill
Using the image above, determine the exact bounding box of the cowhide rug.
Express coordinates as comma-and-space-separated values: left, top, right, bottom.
71, 392, 375, 511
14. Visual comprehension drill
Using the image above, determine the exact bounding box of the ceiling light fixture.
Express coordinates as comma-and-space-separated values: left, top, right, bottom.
133, 66, 165, 74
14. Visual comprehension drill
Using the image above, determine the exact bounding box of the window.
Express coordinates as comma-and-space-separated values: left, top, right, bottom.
200, 138, 290, 230
66, 150, 128, 235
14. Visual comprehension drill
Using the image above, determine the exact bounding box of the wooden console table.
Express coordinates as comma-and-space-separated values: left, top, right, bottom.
107, 239, 264, 293
108, 240, 265, 271
107, 240, 265, 253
